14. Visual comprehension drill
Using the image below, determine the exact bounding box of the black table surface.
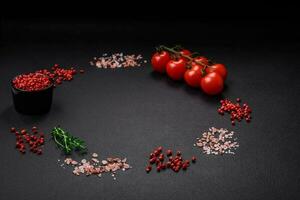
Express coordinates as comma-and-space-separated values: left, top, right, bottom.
0, 17, 299, 200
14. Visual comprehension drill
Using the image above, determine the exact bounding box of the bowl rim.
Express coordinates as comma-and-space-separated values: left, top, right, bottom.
11, 73, 54, 93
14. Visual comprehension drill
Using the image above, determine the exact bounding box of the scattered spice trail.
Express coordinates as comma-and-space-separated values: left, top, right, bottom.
89, 53, 147, 69
13, 64, 84, 91
60, 153, 131, 180
194, 127, 239, 155
10, 126, 45, 155
36, 64, 84, 87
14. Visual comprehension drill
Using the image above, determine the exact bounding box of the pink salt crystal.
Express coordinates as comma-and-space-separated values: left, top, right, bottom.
90, 52, 146, 69
195, 127, 239, 155
61, 153, 131, 179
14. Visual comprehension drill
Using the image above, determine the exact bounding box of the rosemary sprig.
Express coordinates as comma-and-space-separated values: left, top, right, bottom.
51, 126, 87, 154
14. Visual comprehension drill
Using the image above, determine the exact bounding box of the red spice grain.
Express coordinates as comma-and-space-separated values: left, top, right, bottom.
157, 146, 163, 152
21, 129, 26, 135
146, 166, 152, 173
149, 157, 156, 164
10, 127, 16, 133
156, 166, 161, 172
191, 156, 196, 163
166, 149, 172, 156
32, 126, 38, 133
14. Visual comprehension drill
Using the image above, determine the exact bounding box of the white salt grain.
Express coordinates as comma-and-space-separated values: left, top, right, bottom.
60, 153, 131, 180
195, 127, 239, 155
90, 52, 147, 69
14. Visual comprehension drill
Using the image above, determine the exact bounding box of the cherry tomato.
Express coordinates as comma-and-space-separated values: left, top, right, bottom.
189, 63, 203, 73
194, 56, 209, 66
180, 49, 192, 57
151, 51, 171, 73
206, 63, 227, 80
200, 72, 224, 95
180, 49, 192, 61
166, 58, 187, 81
184, 64, 203, 88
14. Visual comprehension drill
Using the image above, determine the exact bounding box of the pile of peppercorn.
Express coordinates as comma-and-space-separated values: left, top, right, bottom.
13, 73, 52, 91
146, 146, 196, 173
10, 126, 45, 155
218, 98, 252, 125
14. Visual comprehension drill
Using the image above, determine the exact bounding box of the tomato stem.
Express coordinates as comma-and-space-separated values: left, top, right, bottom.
159, 45, 209, 75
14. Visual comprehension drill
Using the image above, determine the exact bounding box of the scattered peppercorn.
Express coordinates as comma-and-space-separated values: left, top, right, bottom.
36, 64, 83, 87
21, 129, 26, 135
166, 149, 172, 156
32, 126, 38, 133
10, 126, 45, 155
218, 98, 252, 125
146, 146, 195, 173
146, 166, 152, 173
10, 127, 16, 133
191, 156, 196, 163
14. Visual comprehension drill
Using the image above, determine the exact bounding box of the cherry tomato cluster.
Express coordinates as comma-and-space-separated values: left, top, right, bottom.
218, 98, 252, 125
13, 73, 52, 91
10, 126, 45, 155
145, 146, 196, 173
151, 45, 228, 95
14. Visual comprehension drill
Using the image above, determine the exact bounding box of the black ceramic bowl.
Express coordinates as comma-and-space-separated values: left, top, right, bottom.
11, 75, 54, 115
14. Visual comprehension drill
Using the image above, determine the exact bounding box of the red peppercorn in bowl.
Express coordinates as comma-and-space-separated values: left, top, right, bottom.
11, 73, 54, 114
13, 73, 52, 91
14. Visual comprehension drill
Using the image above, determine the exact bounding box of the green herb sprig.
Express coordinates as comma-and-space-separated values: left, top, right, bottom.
51, 126, 87, 154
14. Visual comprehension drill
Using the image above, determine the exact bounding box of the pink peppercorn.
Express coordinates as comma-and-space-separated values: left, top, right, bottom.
166, 149, 172, 156
147, 147, 194, 174
146, 166, 152, 173
191, 156, 196, 163
13, 73, 51, 92
10, 127, 44, 155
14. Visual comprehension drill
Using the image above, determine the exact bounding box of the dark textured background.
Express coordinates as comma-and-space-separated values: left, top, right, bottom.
1, 5, 300, 200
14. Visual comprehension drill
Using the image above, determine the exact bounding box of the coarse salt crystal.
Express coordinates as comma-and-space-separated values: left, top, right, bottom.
195, 127, 239, 155
92, 153, 98, 157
